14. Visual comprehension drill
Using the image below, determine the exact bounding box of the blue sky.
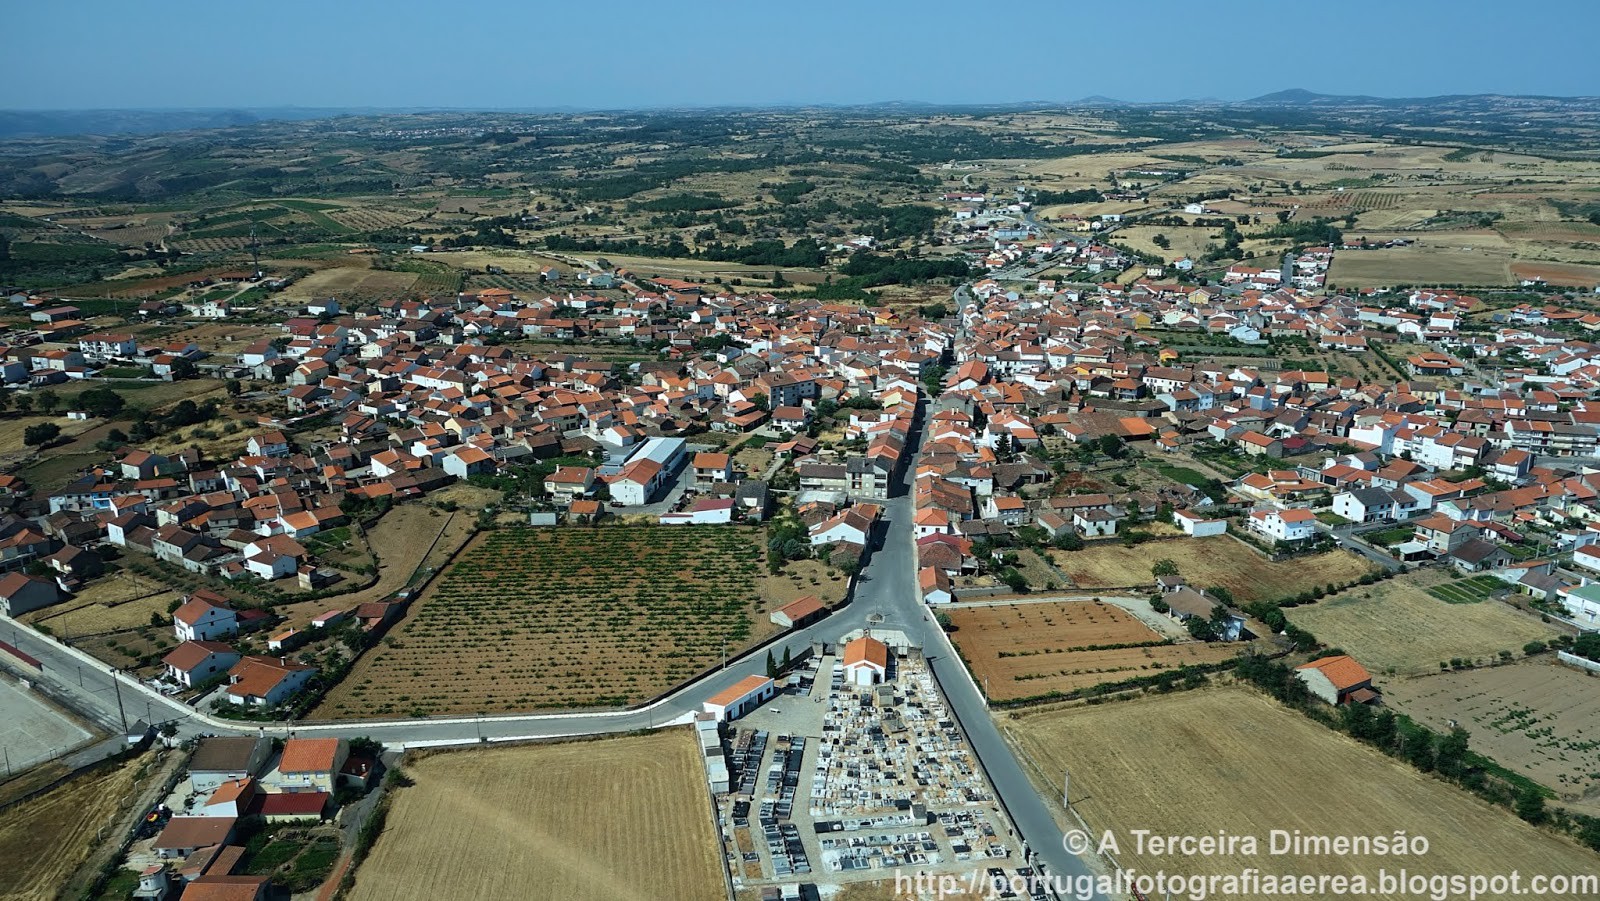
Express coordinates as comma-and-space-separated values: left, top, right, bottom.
6, 0, 1597, 109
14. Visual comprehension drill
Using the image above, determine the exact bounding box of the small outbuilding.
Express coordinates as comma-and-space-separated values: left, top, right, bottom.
703, 674, 776, 722
842, 635, 889, 686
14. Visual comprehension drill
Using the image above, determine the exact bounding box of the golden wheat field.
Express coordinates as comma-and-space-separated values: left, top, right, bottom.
347, 730, 724, 901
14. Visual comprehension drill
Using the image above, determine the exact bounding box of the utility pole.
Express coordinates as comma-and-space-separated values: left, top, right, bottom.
111, 669, 128, 735
1062, 768, 1071, 809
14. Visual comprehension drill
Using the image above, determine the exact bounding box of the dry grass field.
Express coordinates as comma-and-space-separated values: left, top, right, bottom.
414, 249, 573, 274
20, 571, 181, 637
0, 757, 152, 901
0, 414, 105, 468
1113, 224, 1225, 261
1010, 687, 1599, 890
278, 504, 474, 631
1382, 662, 1600, 813
157, 321, 281, 355
948, 600, 1242, 701
1287, 577, 1559, 676
348, 731, 723, 901
581, 252, 829, 285
1328, 244, 1514, 287
277, 264, 418, 300
1047, 536, 1376, 602
316, 525, 770, 718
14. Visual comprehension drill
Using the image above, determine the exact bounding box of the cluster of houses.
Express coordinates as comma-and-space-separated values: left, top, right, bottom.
157, 588, 401, 708
136, 733, 376, 899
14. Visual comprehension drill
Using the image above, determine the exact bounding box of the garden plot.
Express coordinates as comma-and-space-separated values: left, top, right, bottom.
1287, 578, 1558, 676
947, 600, 1242, 701
316, 525, 769, 717
1382, 662, 1600, 814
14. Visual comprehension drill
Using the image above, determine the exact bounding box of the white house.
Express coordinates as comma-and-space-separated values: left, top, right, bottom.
918, 566, 953, 605
441, 446, 496, 478
1249, 507, 1317, 543
810, 509, 874, 546
225, 657, 316, 707
172, 592, 238, 642
1073, 508, 1120, 537
1173, 508, 1227, 537
660, 497, 736, 525
162, 640, 241, 688
78, 332, 137, 360
1332, 488, 1396, 524
1574, 545, 1600, 575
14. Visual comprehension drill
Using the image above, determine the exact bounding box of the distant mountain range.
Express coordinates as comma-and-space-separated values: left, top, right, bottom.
1240, 88, 1596, 106
2, 91, 1597, 139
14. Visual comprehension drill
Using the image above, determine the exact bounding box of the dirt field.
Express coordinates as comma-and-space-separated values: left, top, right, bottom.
277, 504, 475, 631
277, 264, 418, 300
1328, 245, 1513, 287
157, 321, 281, 355
1113, 224, 1224, 261
1009, 687, 1599, 891
948, 600, 1242, 701
1287, 577, 1559, 676
1047, 536, 1377, 602
316, 525, 769, 718
0, 756, 153, 901
348, 731, 723, 901
1511, 260, 1600, 287
1382, 662, 1600, 813
20, 570, 181, 638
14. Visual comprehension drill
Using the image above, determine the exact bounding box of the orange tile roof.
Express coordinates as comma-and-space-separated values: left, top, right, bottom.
707, 674, 773, 708
842, 636, 888, 670
207, 778, 255, 807
1296, 654, 1372, 691
278, 737, 340, 774
776, 595, 824, 619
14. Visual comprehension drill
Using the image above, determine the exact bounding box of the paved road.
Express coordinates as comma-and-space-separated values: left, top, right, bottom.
1316, 523, 1403, 571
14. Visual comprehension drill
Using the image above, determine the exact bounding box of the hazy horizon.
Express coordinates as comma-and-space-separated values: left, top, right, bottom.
7, 0, 1598, 111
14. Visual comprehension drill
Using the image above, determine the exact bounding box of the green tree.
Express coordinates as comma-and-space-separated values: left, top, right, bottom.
1151, 559, 1179, 578
75, 387, 125, 418
1434, 727, 1470, 778
225, 378, 243, 397
1186, 616, 1217, 641
1095, 434, 1125, 459
13, 394, 33, 415
0, 392, 11, 416
170, 357, 198, 380
23, 422, 60, 447
751, 393, 769, 412
1514, 785, 1546, 824
36, 391, 58, 413
765, 650, 779, 679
